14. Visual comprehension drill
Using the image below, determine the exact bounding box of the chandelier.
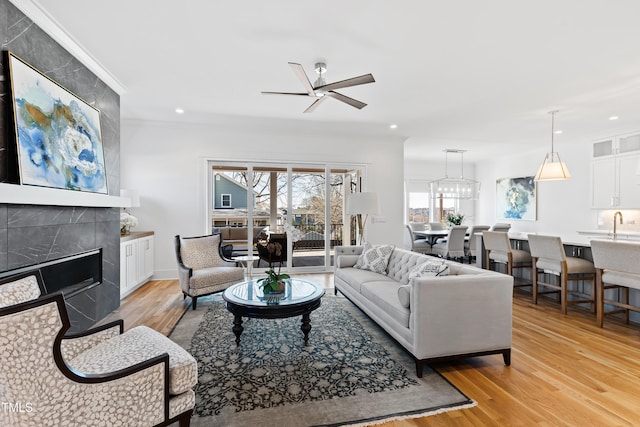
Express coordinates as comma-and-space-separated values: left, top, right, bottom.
428, 149, 480, 199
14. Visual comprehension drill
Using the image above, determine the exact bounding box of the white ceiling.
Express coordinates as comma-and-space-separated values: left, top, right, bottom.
26, 0, 640, 162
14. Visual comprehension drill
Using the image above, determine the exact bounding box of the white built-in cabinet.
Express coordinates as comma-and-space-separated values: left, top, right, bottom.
591, 132, 640, 208
120, 231, 155, 299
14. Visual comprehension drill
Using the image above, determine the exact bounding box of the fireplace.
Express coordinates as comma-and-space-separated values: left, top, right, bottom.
0, 249, 104, 332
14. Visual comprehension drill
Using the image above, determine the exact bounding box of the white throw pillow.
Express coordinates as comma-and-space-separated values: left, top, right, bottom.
408, 260, 449, 282
397, 285, 411, 308
354, 243, 394, 274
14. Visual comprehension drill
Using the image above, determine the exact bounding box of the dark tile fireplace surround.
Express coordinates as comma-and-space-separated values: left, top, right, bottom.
0, 0, 122, 332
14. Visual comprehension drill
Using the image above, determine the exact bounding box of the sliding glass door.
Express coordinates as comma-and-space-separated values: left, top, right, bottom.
208, 161, 364, 272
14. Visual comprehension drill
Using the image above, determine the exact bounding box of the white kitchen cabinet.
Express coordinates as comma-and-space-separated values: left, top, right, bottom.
120, 232, 155, 299
591, 132, 640, 208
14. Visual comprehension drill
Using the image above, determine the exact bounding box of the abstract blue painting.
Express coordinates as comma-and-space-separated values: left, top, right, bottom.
496, 176, 536, 220
8, 52, 107, 194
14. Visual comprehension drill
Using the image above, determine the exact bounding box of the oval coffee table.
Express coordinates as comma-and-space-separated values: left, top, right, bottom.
222, 278, 325, 345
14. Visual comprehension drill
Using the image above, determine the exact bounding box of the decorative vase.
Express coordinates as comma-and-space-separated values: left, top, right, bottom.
120, 225, 130, 235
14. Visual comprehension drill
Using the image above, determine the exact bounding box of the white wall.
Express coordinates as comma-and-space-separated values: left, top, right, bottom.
121, 118, 406, 279
474, 139, 597, 234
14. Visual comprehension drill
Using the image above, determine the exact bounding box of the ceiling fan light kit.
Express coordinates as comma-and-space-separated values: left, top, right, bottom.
262, 61, 375, 113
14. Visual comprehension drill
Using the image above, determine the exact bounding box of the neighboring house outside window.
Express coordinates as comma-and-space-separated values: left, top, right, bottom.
221, 194, 232, 208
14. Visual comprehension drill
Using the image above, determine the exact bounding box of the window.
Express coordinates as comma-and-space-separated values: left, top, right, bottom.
221, 194, 232, 208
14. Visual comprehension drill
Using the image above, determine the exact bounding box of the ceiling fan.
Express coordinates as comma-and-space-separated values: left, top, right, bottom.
261, 62, 375, 113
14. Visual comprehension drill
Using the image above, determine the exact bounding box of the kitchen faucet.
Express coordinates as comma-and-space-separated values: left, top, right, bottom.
613, 211, 623, 240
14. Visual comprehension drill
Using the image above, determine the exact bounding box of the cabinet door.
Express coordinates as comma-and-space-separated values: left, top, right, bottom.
124, 241, 138, 290
119, 244, 128, 298
617, 153, 640, 208
592, 158, 617, 207
137, 236, 154, 281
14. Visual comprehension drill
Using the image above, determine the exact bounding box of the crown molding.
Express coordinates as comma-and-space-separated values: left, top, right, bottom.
8, 0, 127, 95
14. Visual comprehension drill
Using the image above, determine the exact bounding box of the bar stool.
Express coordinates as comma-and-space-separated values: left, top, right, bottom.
591, 239, 640, 328
482, 231, 532, 290
527, 234, 595, 314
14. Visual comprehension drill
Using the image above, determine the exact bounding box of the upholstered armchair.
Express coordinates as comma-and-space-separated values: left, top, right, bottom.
0, 271, 197, 427
175, 233, 245, 310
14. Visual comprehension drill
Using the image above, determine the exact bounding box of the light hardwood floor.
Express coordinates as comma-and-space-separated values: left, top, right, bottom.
108, 274, 640, 426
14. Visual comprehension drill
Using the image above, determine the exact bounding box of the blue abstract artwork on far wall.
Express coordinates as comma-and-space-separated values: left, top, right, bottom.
496, 176, 536, 220
8, 52, 107, 194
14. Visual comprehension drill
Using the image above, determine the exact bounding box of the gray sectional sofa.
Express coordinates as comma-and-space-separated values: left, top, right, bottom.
334, 245, 513, 377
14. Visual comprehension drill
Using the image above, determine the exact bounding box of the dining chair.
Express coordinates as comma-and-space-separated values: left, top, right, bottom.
406, 225, 431, 254
432, 225, 467, 261
428, 222, 444, 231
590, 239, 640, 327
465, 225, 491, 260
482, 231, 532, 290
527, 234, 595, 314
409, 222, 426, 232
490, 223, 512, 232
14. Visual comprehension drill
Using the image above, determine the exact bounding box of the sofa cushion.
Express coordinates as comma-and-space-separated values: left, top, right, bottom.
190, 266, 245, 289
180, 235, 221, 270
397, 285, 411, 308
386, 249, 435, 284
335, 267, 396, 294
361, 281, 410, 328
408, 260, 449, 282
69, 326, 198, 396
354, 243, 394, 274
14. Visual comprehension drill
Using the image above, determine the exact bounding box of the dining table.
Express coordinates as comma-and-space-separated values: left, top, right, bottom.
413, 229, 454, 247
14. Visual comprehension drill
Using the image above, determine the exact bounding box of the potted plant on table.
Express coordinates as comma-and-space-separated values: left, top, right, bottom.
445, 213, 465, 227
258, 267, 290, 294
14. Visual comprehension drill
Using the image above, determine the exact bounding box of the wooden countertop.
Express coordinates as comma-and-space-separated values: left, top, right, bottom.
120, 231, 155, 242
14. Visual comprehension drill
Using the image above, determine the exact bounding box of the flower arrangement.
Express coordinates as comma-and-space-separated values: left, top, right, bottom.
282, 222, 303, 242
120, 212, 138, 235
445, 213, 465, 226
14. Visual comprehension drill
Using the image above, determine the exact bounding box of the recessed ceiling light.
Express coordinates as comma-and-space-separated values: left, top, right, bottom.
175, 108, 185, 114
609, 116, 619, 121
389, 124, 398, 129
554, 130, 563, 134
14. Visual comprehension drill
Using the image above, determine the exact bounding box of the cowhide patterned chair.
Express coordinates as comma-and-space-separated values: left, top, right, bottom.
175, 233, 245, 310
0, 271, 197, 427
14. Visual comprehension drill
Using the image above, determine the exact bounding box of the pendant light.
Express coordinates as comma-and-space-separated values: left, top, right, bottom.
428, 149, 480, 199
534, 110, 571, 181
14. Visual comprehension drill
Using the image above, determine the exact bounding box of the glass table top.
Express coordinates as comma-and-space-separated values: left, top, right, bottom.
223, 278, 324, 306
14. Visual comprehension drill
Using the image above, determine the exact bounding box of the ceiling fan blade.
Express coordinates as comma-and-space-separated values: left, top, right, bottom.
325, 91, 367, 109
315, 73, 375, 92
303, 96, 327, 113
288, 62, 316, 96
261, 91, 310, 96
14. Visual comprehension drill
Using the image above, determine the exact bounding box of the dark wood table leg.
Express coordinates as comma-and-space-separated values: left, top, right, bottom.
301, 312, 312, 345
232, 314, 244, 345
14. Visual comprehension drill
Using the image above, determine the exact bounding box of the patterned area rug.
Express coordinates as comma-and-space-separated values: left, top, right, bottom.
170, 293, 475, 426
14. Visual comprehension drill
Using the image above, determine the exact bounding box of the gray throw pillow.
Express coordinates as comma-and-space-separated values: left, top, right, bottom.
408, 260, 449, 282
354, 242, 394, 274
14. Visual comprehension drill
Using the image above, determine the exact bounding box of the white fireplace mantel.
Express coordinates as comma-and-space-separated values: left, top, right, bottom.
0, 183, 132, 208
